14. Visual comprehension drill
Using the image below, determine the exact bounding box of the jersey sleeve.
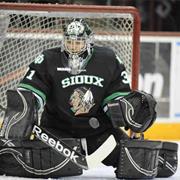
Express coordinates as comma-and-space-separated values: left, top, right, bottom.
102, 55, 132, 110
18, 52, 51, 106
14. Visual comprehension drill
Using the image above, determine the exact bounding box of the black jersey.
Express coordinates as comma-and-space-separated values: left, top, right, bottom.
19, 46, 131, 137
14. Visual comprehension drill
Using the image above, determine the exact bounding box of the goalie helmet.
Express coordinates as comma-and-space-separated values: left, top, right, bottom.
62, 19, 94, 75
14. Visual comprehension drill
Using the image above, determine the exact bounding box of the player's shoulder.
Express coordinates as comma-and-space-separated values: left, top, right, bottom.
94, 46, 115, 57
33, 47, 62, 66
93, 46, 118, 66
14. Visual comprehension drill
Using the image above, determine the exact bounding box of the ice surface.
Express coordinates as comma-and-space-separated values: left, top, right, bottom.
0, 142, 179, 180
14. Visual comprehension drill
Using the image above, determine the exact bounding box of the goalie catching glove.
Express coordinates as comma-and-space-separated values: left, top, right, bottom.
108, 90, 157, 133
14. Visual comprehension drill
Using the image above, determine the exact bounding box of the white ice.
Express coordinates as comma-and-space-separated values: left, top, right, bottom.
0, 142, 179, 180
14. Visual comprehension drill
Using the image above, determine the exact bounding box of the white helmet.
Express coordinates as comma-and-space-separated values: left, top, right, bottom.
62, 19, 94, 74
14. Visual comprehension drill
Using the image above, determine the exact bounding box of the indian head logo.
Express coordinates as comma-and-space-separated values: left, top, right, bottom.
69, 87, 95, 115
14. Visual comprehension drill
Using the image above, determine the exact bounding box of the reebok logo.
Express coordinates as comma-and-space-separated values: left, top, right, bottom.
32, 125, 79, 163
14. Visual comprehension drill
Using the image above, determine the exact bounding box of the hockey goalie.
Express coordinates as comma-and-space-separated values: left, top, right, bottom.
0, 19, 178, 179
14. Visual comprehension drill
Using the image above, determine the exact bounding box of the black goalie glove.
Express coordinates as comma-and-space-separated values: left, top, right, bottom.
108, 91, 157, 133
0, 90, 37, 140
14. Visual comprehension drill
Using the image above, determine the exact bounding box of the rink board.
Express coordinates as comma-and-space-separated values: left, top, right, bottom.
144, 122, 180, 140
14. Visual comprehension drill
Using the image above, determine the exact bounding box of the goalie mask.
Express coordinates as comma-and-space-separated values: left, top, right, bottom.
62, 19, 93, 75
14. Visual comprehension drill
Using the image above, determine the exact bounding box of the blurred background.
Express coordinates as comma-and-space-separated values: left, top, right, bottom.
1, 0, 180, 31
0, 0, 180, 140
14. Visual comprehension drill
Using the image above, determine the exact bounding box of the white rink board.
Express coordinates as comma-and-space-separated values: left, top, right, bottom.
0, 142, 179, 180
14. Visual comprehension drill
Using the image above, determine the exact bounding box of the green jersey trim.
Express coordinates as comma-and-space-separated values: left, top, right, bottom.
18, 83, 46, 103
102, 92, 130, 107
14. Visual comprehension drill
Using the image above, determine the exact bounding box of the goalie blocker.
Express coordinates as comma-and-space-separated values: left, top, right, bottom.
0, 89, 37, 139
